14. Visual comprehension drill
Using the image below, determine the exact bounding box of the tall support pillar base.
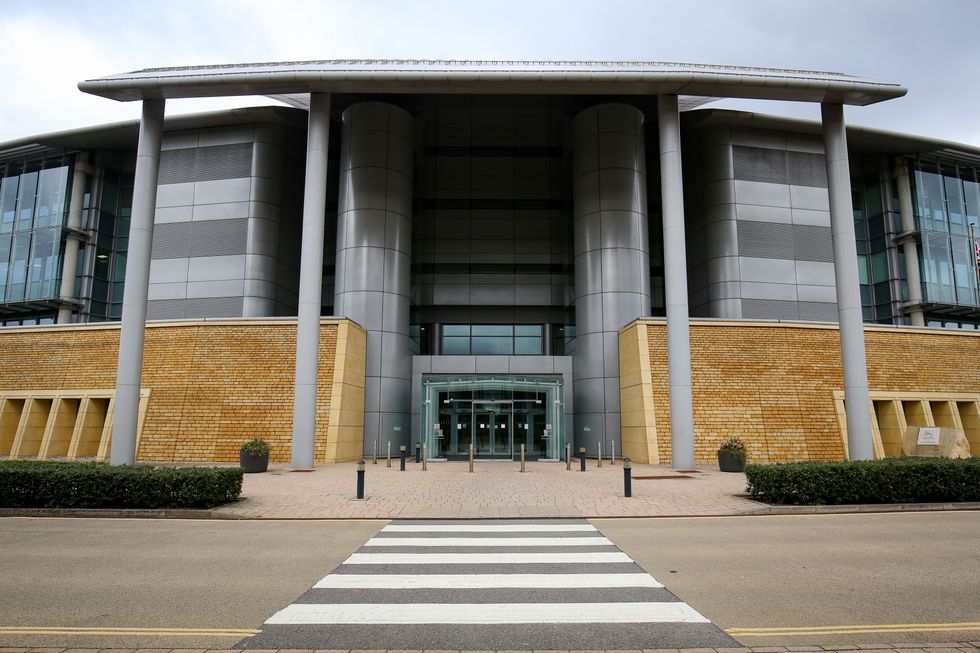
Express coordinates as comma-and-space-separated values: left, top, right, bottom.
110, 99, 165, 466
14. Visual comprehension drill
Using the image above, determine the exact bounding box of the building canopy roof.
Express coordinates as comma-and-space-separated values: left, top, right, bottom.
78, 59, 907, 106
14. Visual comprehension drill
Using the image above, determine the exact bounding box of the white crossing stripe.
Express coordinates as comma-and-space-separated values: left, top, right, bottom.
382, 524, 598, 533
266, 602, 709, 624
343, 552, 632, 565
314, 573, 663, 589
364, 536, 613, 547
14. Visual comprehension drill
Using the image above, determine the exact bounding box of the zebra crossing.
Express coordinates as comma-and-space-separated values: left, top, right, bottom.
240, 519, 737, 650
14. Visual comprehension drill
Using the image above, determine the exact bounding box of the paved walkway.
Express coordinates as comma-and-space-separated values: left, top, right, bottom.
214, 461, 759, 519
1, 643, 976, 652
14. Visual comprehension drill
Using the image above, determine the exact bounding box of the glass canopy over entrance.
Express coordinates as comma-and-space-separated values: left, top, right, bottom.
421, 375, 564, 461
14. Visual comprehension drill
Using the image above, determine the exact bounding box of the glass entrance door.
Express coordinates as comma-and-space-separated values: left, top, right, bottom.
421, 375, 564, 461
473, 401, 513, 459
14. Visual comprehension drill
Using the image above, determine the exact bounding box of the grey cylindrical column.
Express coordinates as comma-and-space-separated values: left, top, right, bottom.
822, 103, 874, 461
334, 102, 414, 456
110, 99, 164, 466
572, 104, 650, 457
658, 95, 695, 470
895, 158, 925, 326
57, 153, 90, 324
290, 92, 331, 470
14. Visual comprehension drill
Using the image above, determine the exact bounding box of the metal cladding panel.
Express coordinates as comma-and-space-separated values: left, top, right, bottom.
793, 224, 835, 262
158, 143, 253, 184
189, 218, 249, 257
798, 300, 839, 321
733, 145, 828, 188
740, 298, 801, 320
149, 222, 192, 259
736, 220, 794, 259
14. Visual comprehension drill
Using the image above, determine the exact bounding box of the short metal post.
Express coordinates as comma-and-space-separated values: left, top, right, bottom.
623, 457, 632, 497
386, 441, 392, 468
610, 441, 616, 466
356, 459, 365, 500
579, 447, 586, 472
565, 442, 571, 470
399, 444, 406, 471
597, 440, 602, 468
520, 443, 526, 472
422, 443, 428, 471
372, 439, 377, 464
468, 442, 474, 473
415, 442, 420, 463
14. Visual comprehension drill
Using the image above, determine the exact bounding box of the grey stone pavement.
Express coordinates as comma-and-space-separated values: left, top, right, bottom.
214, 460, 758, 519
0, 643, 977, 653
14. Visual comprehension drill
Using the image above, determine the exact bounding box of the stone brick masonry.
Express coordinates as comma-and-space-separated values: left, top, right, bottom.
0, 319, 365, 464
624, 319, 980, 465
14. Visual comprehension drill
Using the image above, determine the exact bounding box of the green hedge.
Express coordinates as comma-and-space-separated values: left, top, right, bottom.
0, 461, 243, 509
745, 457, 980, 505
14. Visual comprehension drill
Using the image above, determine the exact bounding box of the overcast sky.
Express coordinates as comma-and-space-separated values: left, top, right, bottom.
1, 0, 978, 146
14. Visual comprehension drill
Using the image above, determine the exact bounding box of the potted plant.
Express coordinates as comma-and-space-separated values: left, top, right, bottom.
239, 438, 271, 473
717, 437, 747, 472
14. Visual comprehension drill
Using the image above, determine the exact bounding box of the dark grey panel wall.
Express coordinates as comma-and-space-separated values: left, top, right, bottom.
411, 96, 573, 325
150, 219, 248, 259
158, 143, 253, 184
736, 220, 834, 262
733, 145, 828, 188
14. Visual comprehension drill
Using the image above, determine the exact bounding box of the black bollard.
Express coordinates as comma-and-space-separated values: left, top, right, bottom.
579, 446, 586, 472
415, 442, 421, 464
356, 459, 365, 500
399, 445, 407, 471
623, 457, 632, 497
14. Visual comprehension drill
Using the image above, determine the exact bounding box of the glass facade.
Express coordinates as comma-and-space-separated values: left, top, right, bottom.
852, 176, 897, 324
910, 160, 980, 310
85, 173, 132, 322
0, 156, 71, 324
420, 375, 564, 460
441, 324, 544, 355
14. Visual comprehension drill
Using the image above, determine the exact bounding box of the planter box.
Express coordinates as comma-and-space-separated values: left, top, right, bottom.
239, 451, 269, 473
717, 450, 746, 473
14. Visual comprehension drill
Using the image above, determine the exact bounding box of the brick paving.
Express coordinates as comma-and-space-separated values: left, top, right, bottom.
0, 644, 975, 653
212, 461, 760, 519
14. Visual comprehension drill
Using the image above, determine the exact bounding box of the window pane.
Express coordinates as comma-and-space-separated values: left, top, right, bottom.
442, 325, 469, 336
442, 336, 469, 354
15, 171, 38, 231
34, 166, 69, 229
472, 324, 512, 336
943, 168, 966, 235
0, 175, 18, 232
515, 336, 542, 354
515, 324, 542, 336
471, 336, 512, 355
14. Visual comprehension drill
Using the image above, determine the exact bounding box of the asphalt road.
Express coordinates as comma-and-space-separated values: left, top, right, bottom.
595, 511, 980, 646
0, 512, 977, 649
0, 517, 384, 649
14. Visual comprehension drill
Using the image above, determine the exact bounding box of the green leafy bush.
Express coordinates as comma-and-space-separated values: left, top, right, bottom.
0, 460, 243, 509
718, 437, 747, 461
745, 457, 980, 505
240, 438, 271, 456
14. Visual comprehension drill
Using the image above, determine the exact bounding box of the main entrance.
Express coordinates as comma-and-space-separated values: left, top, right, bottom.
420, 376, 564, 461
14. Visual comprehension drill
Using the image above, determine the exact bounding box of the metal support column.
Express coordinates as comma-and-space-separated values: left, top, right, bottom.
290, 92, 331, 469
658, 95, 695, 470
109, 99, 164, 466
822, 103, 874, 461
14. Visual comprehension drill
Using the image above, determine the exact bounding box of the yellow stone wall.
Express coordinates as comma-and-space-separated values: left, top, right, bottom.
621, 319, 980, 464
0, 319, 365, 463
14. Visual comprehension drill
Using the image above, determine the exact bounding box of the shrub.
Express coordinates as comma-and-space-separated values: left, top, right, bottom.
718, 437, 747, 461
240, 438, 271, 456
0, 460, 243, 509
745, 457, 980, 505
